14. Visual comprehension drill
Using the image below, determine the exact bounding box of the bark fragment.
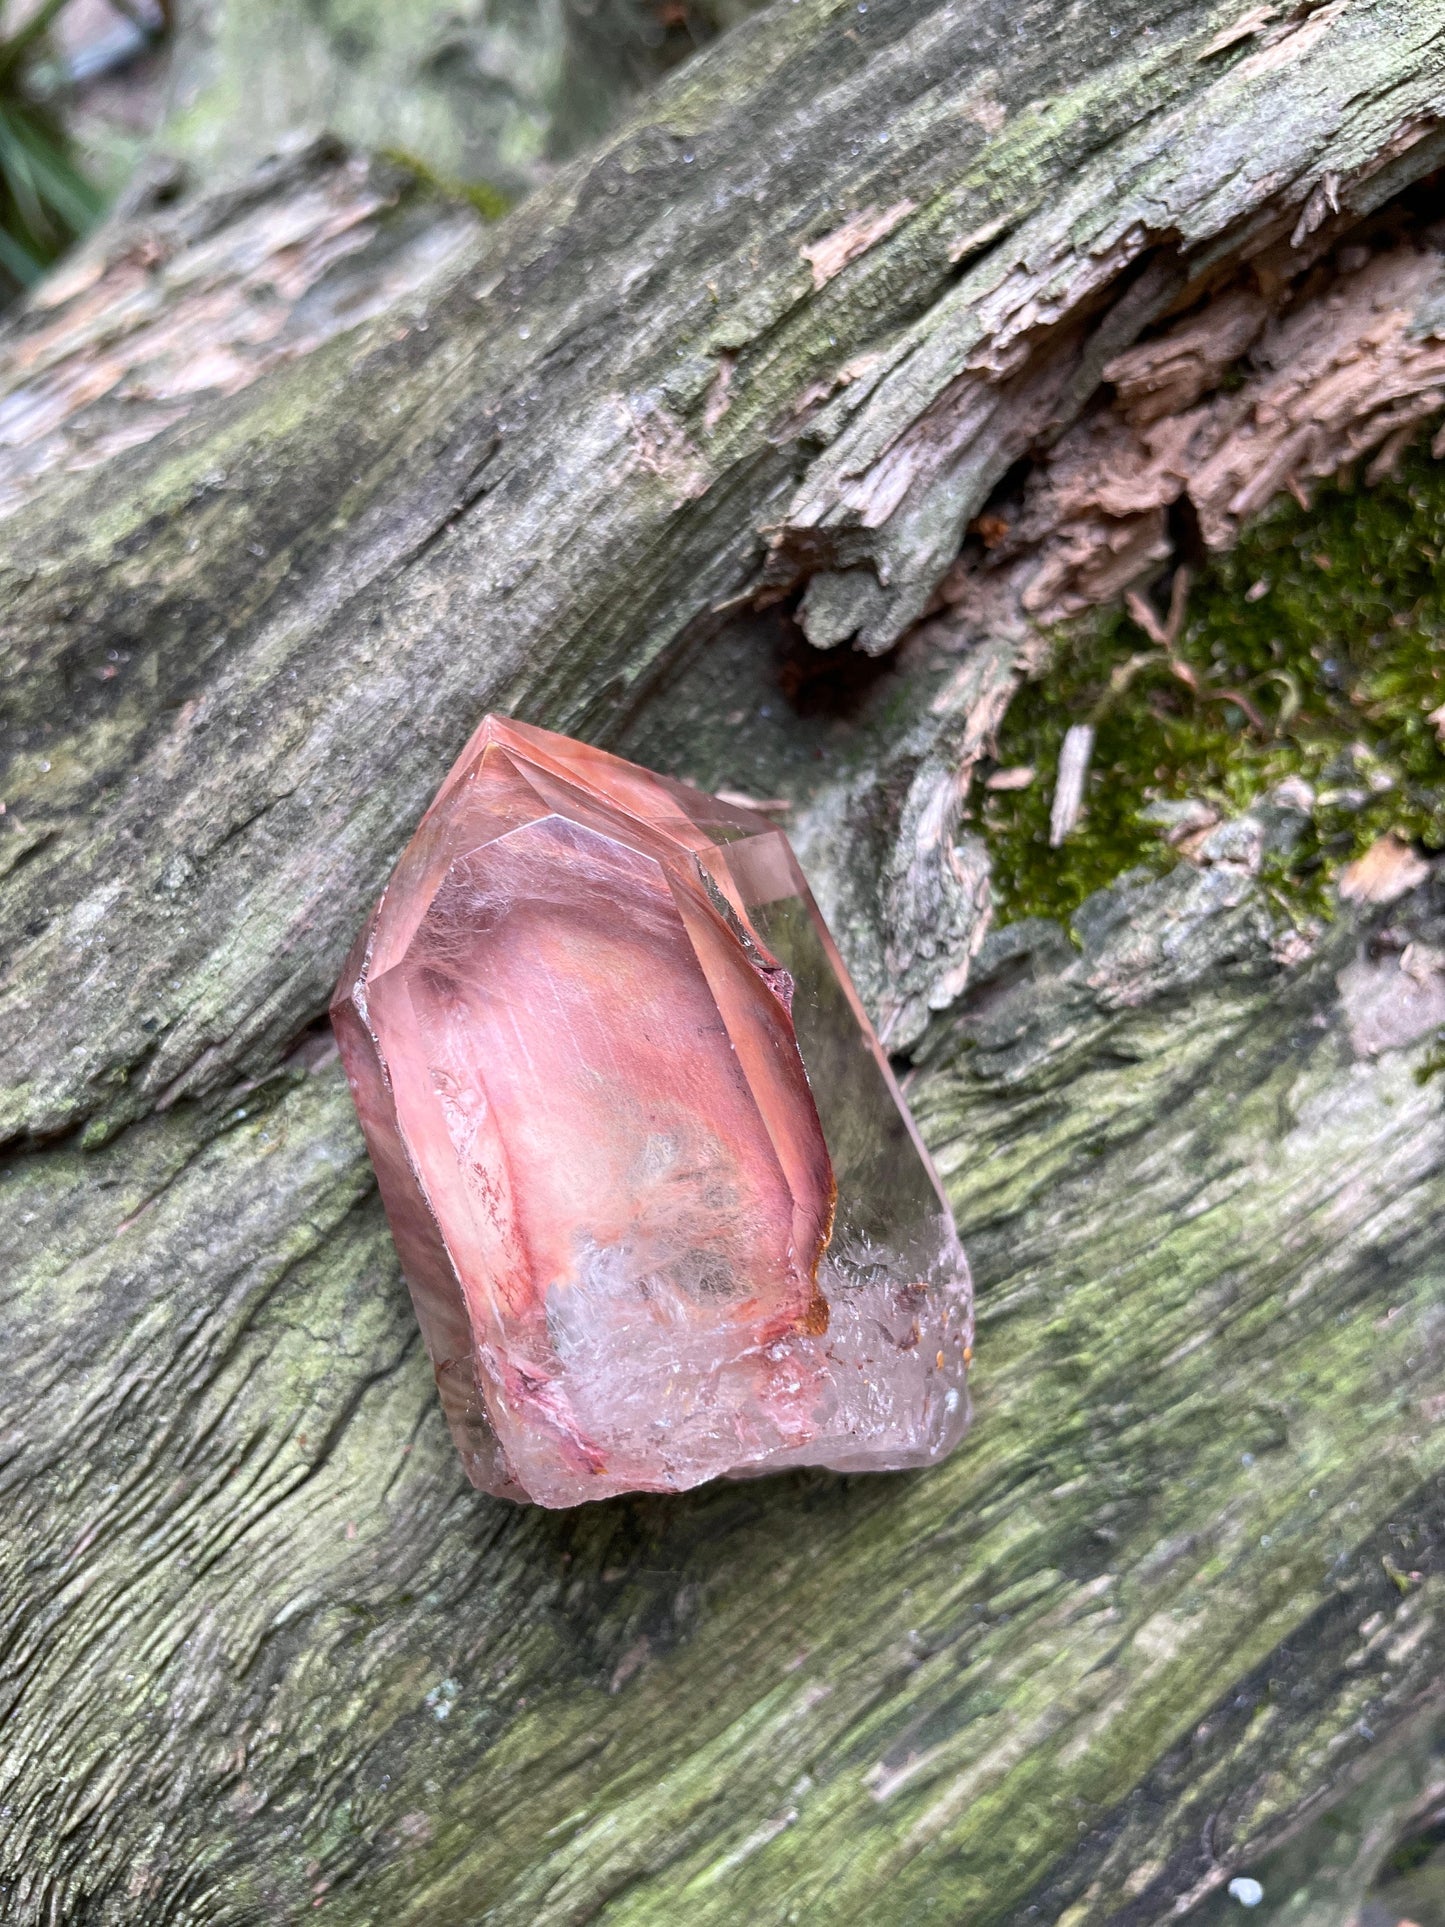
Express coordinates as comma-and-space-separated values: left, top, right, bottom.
941, 235, 1445, 638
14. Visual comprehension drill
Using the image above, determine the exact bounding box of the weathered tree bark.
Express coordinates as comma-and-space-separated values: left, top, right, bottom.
4, 2, 1445, 1921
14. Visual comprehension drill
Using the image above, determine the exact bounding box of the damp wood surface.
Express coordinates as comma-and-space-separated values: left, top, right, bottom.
4, 0, 1445, 1920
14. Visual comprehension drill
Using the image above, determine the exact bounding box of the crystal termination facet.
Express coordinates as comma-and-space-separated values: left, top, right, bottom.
332, 716, 972, 1506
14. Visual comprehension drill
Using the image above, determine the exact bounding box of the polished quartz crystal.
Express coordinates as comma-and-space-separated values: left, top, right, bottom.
332, 716, 972, 1506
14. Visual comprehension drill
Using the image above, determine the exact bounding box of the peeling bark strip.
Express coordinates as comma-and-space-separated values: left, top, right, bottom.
1048, 721, 1095, 846
4, 3, 1445, 1923
800, 200, 916, 287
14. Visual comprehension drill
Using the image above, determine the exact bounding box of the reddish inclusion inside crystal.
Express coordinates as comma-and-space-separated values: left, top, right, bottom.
402, 808, 826, 1337
333, 716, 969, 1505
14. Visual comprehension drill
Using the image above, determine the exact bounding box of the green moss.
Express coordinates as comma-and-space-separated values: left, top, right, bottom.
379, 147, 515, 222
983, 447, 1445, 926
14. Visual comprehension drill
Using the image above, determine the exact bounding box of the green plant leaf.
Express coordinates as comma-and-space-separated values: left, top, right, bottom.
0, 0, 107, 299
0, 215, 43, 285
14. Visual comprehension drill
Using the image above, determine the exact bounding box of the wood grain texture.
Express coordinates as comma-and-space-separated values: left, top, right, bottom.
4, 1, 1445, 1919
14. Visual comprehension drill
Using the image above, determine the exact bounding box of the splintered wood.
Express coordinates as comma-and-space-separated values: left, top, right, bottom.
941, 242, 1445, 637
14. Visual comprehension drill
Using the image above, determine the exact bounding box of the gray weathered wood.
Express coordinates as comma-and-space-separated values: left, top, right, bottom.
4, 2, 1445, 1920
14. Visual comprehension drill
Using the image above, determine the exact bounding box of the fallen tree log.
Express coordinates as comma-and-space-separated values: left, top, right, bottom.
4, 1, 1445, 1920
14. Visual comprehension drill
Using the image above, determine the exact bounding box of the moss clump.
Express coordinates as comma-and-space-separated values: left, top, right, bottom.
983, 447, 1445, 926
379, 148, 514, 223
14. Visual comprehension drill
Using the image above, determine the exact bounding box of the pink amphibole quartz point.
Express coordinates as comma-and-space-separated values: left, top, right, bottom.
331, 715, 973, 1506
